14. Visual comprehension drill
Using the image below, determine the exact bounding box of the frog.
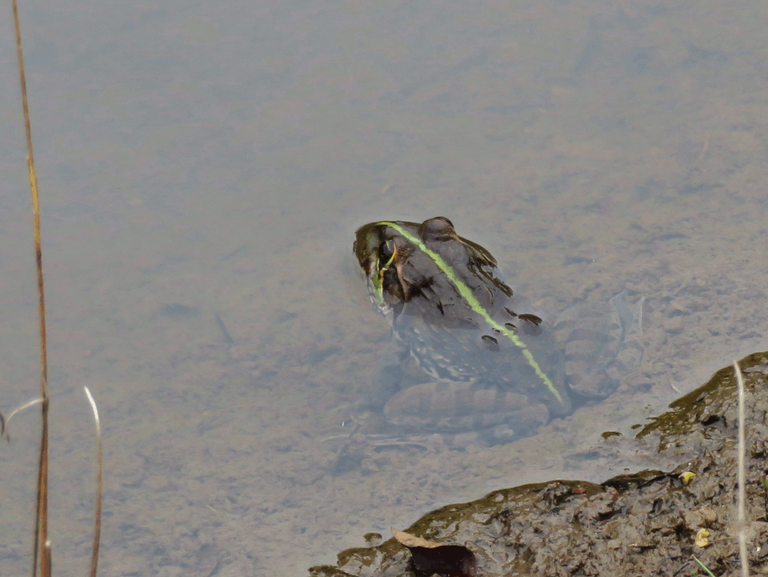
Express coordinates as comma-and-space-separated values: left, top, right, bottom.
353, 216, 643, 444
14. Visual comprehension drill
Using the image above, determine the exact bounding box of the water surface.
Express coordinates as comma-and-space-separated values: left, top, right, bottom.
1, 0, 767, 574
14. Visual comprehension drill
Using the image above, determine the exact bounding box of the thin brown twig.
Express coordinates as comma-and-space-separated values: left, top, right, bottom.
12, 0, 50, 575
84, 387, 103, 577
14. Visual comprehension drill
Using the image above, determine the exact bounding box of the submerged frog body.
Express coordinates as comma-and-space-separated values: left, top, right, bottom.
353, 217, 641, 443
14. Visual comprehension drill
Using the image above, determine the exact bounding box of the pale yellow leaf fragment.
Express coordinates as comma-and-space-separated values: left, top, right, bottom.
679, 471, 696, 485
695, 528, 711, 548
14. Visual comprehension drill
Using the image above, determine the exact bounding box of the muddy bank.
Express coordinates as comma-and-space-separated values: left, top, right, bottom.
309, 351, 768, 576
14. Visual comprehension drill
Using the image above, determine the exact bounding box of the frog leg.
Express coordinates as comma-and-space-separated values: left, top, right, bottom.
383, 381, 549, 437
555, 291, 645, 399
366, 335, 441, 412
604, 293, 645, 385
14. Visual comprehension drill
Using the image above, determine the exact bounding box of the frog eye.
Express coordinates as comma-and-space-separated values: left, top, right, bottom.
378, 239, 397, 271
420, 216, 456, 240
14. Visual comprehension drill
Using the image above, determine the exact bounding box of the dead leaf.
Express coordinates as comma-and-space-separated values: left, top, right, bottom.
392, 529, 443, 549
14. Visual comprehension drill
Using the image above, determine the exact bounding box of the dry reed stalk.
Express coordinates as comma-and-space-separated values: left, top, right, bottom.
1, 398, 44, 442
84, 387, 103, 577
12, 1, 104, 572
12, 1, 50, 575
734, 360, 749, 577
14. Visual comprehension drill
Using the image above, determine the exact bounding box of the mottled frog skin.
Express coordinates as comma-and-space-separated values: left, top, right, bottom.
354, 217, 642, 442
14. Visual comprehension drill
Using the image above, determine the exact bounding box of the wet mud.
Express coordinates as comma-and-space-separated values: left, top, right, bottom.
309, 351, 768, 576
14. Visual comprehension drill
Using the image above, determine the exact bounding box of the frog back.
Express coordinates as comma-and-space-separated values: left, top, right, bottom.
392, 266, 571, 416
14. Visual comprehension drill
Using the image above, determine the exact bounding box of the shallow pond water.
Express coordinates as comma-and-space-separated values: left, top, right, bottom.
1, 0, 767, 575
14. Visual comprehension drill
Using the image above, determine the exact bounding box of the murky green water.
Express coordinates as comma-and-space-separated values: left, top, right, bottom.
1, 0, 767, 575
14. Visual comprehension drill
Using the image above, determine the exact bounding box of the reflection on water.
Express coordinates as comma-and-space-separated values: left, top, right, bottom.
0, 0, 767, 575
